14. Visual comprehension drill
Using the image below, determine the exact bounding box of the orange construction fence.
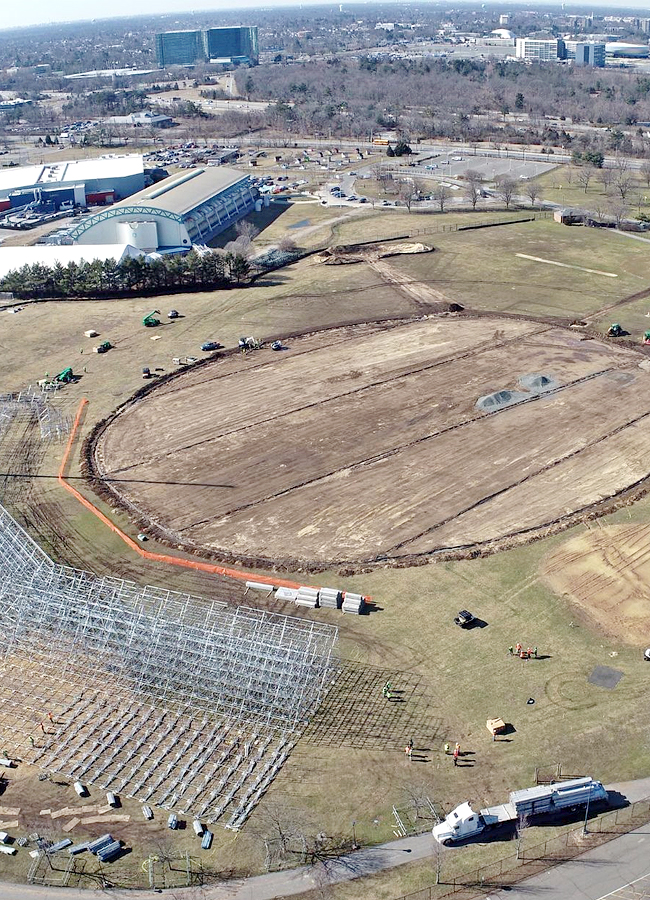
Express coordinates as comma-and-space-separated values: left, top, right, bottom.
58, 398, 308, 591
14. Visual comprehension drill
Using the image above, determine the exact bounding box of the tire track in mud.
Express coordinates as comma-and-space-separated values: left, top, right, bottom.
177, 363, 622, 534
386, 403, 650, 558
99, 324, 548, 478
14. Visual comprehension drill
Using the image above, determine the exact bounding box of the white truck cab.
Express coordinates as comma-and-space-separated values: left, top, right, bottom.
433, 801, 486, 844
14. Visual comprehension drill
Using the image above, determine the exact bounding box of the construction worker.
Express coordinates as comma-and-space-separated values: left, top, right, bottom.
533, 647, 538, 658
444, 742, 450, 755
508, 646, 514, 656
515, 642, 522, 655
29, 736, 35, 748
40, 722, 45, 734
453, 746, 459, 767
47, 712, 53, 723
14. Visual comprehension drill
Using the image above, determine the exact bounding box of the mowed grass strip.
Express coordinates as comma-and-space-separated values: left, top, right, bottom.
389, 218, 650, 318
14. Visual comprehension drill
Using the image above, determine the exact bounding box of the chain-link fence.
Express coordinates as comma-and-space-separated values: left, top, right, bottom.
394, 798, 650, 900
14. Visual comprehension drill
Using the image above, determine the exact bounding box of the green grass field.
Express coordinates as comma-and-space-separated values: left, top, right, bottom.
533, 165, 650, 219
390, 217, 650, 321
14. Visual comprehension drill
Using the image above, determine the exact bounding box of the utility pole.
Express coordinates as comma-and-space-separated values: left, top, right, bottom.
583, 789, 591, 835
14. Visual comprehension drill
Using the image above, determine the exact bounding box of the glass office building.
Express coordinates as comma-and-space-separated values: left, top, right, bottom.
155, 26, 259, 67
155, 30, 204, 67
204, 26, 259, 63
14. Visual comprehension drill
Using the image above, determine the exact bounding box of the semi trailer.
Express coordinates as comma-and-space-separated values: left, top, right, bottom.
433, 777, 608, 845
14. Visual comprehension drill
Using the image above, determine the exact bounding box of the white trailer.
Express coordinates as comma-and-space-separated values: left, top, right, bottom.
433, 777, 608, 845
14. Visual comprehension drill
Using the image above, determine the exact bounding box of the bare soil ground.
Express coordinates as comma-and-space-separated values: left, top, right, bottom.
543, 522, 650, 646
93, 317, 650, 570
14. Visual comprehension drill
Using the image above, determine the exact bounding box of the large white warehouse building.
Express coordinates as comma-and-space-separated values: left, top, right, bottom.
66, 167, 258, 251
0, 155, 146, 210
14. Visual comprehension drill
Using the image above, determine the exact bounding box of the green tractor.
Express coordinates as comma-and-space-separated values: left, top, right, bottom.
54, 367, 74, 383
644, 331, 650, 346
607, 323, 623, 337
142, 310, 161, 328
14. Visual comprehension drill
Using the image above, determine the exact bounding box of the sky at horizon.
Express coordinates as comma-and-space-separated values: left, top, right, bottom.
3, 0, 650, 33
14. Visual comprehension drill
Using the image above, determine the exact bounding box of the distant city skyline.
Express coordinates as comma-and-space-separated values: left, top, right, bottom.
2, 0, 650, 32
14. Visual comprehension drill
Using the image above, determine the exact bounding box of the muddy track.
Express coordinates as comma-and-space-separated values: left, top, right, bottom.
101, 324, 551, 480
83, 313, 650, 576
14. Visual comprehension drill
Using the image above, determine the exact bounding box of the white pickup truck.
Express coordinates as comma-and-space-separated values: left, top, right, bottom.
433, 777, 608, 845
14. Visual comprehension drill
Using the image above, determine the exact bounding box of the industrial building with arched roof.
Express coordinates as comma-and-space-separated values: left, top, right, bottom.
66, 166, 258, 252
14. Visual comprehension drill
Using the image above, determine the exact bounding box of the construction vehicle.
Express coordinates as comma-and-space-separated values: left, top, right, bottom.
168, 309, 180, 319
93, 342, 111, 354
608, 323, 623, 337
142, 310, 161, 327
54, 367, 74, 384
454, 609, 476, 628
238, 336, 261, 352
643, 331, 650, 345
271, 340, 283, 351
142, 367, 151, 379
433, 777, 608, 846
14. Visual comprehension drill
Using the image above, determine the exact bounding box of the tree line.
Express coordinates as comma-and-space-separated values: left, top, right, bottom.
236, 58, 650, 159
0, 248, 251, 300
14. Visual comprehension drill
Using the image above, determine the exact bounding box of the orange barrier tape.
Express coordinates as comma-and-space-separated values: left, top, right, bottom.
58, 398, 308, 591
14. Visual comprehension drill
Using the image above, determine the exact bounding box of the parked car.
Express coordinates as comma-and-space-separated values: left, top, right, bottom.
201, 341, 221, 352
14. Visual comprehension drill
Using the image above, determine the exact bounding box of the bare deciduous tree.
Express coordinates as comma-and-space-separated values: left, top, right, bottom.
615, 175, 633, 199
495, 177, 517, 210
397, 179, 416, 211
597, 167, 614, 190
432, 182, 450, 212
524, 181, 542, 206
640, 161, 650, 188
608, 195, 628, 227
464, 169, 483, 210
576, 169, 592, 193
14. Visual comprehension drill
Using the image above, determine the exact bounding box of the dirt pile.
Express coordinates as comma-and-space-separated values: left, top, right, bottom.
318, 240, 433, 265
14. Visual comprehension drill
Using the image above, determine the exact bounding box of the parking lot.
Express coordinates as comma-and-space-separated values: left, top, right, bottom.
416, 153, 557, 181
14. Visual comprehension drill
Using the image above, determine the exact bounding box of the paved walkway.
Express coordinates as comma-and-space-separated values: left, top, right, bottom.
0, 777, 649, 900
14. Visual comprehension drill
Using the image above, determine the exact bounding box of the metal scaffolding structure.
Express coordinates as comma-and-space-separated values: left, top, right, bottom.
0, 501, 338, 825
0, 385, 69, 441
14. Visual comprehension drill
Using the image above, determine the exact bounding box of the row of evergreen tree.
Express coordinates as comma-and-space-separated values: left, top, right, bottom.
0, 249, 251, 300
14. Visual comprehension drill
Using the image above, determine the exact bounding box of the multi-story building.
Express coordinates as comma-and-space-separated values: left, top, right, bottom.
155, 30, 204, 68
564, 40, 606, 67
203, 26, 258, 63
155, 26, 259, 67
515, 38, 565, 61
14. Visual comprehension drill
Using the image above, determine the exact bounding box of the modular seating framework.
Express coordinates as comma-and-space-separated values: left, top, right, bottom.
0, 502, 338, 826
0, 385, 70, 441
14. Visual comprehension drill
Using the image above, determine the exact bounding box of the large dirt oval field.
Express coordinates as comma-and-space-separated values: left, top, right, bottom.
92, 317, 650, 569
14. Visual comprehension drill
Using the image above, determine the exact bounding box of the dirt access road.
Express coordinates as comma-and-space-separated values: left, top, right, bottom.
93, 316, 650, 570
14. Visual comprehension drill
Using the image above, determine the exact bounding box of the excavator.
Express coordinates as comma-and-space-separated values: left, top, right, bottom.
142, 310, 161, 327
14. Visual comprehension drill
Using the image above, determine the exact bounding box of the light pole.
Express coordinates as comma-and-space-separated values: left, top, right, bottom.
352, 820, 357, 849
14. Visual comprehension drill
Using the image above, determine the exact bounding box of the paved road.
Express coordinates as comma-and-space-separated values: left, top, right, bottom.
1, 778, 649, 900
486, 822, 650, 900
